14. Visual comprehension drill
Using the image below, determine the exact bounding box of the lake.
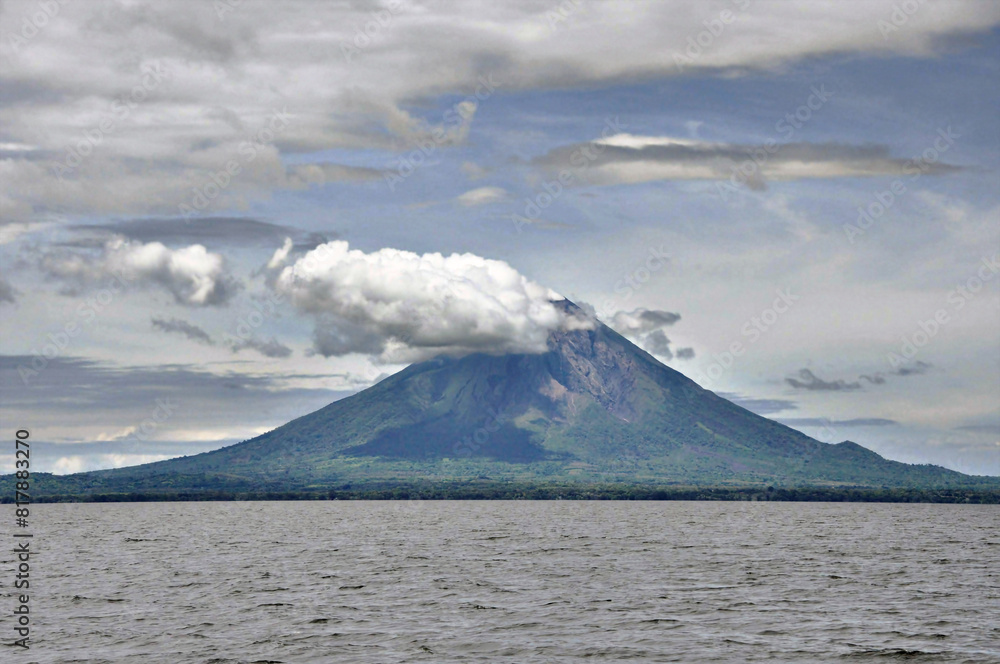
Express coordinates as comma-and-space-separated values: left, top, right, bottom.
7, 501, 999, 662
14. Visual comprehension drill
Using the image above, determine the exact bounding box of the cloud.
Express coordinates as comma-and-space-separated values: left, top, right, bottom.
505, 217, 575, 231
675, 347, 695, 360
39, 238, 239, 305
859, 373, 887, 385
52, 453, 175, 474
0, 354, 355, 472
0, 275, 16, 304
789, 360, 936, 391
861, 361, 934, 384
858, 363, 933, 385
267, 237, 294, 270
777, 417, 899, 427
230, 336, 293, 359
276, 240, 579, 361
786, 369, 862, 391
461, 161, 490, 180
534, 135, 963, 189
641, 329, 674, 359
18, 437, 229, 474
151, 316, 214, 345
2, 0, 996, 223
72, 217, 331, 250
611, 308, 682, 334
799, 361, 936, 390
456, 186, 508, 207
892, 360, 933, 376
955, 423, 1000, 434
0, 217, 63, 245
609, 308, 691, 360
285, 163, 382, 187
719, 392, 798, 416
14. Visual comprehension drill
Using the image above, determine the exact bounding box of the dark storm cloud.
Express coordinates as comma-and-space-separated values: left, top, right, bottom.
786, 369, 862, 391
642, 329, 673, 359
151, 317, 214, 345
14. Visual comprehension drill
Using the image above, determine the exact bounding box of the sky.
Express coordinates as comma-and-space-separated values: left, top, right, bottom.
1, 0, 998, 475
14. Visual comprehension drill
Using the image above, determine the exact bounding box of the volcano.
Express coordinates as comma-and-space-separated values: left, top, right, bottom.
46, 299, 981, 494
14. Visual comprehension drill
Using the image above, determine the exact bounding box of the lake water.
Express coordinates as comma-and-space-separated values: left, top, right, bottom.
5, 501, 999, 663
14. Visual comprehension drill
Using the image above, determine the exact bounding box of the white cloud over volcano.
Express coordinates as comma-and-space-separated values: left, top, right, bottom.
276, 241, 580, 360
